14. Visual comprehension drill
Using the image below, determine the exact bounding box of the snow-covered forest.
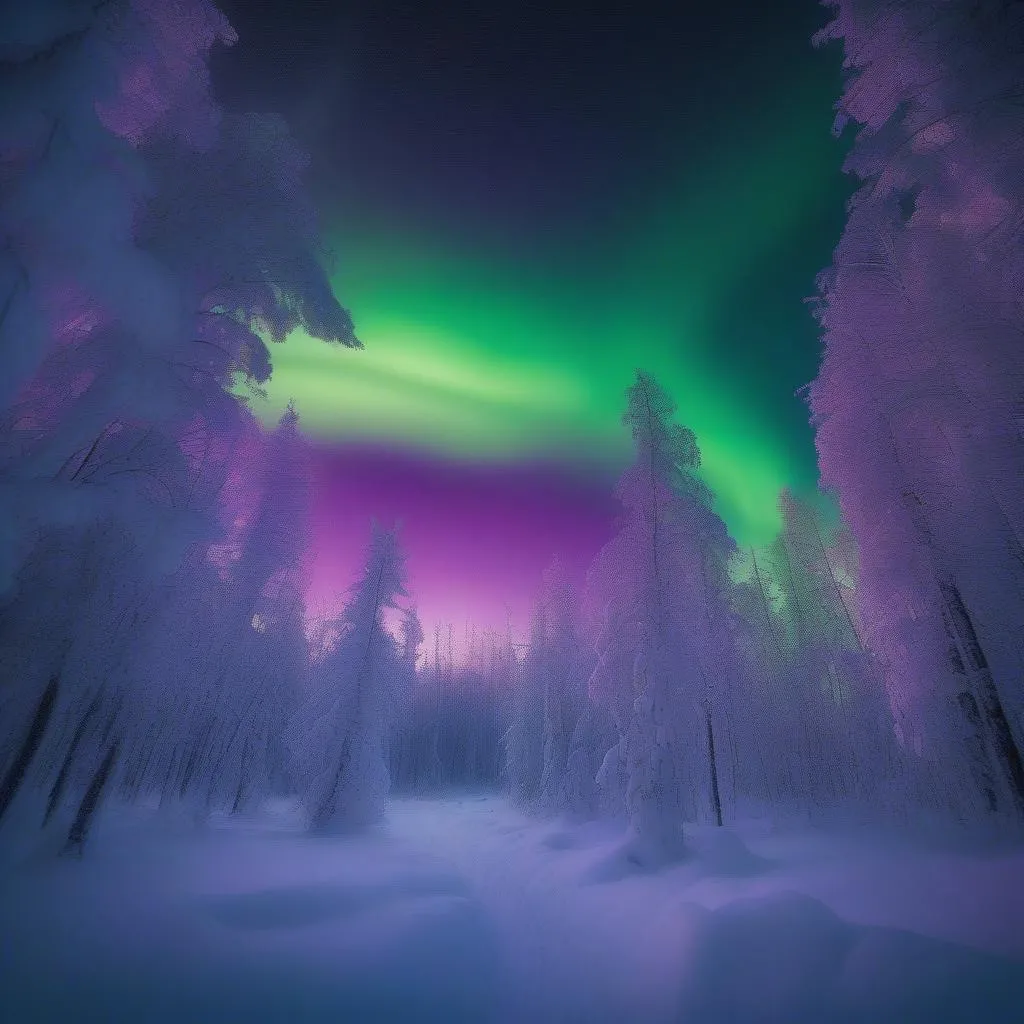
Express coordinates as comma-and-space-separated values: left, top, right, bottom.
2, 1, 1023, 1021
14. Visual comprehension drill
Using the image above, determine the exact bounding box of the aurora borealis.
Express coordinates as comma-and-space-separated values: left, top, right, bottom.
214, 0, 851, 643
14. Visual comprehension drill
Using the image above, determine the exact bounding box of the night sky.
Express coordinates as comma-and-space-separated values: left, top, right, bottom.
211, 0, 852, 643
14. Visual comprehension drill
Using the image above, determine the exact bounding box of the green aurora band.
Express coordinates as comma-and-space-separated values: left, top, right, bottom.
248, 84, 841, 549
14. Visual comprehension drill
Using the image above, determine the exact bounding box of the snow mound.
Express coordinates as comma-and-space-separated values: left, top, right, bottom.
583, 825, 770, 882
674, 892, 1024, 1024
685, 826, 771, 876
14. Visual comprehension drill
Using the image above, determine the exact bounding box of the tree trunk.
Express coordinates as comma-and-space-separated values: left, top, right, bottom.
706, 706, 723, 827
231, 738, 250, 815
62, 740, 119, 857
941, 580, 1024, 818
955, 689, 998, 813
178, 715, 217, 800
0, 675, 59, 824
43, 692, 102, 826
312, 731, 352, 832
125, 724, 160, 804
159, 746, 182, 808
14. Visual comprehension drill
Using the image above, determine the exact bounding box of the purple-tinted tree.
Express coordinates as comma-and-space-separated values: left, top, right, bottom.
292, 524, 407, 833
585, 372, 738, 864
810, 0, 1024, 822
0, 0, 355, 851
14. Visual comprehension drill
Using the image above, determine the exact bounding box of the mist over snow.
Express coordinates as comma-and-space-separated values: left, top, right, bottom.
2, 0, 1024, 1022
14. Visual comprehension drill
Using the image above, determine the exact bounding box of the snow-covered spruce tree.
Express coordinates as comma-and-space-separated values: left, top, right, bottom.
810, 0, 1024, 821
293, 524, 408, 833
586, 372, 738, 864
0, 0, 356, 851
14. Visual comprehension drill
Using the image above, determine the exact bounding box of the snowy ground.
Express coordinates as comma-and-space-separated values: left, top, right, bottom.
2, 796, 1023, 1023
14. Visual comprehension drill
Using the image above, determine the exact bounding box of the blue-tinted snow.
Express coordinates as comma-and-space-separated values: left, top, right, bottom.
1, 796, 1022, 1023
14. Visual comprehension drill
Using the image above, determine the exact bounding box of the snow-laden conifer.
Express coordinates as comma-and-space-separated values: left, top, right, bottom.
293, 524, 407, 832
586, 372, 737, 864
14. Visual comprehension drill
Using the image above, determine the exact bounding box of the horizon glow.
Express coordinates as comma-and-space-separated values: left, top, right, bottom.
304, 445, 622, 652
